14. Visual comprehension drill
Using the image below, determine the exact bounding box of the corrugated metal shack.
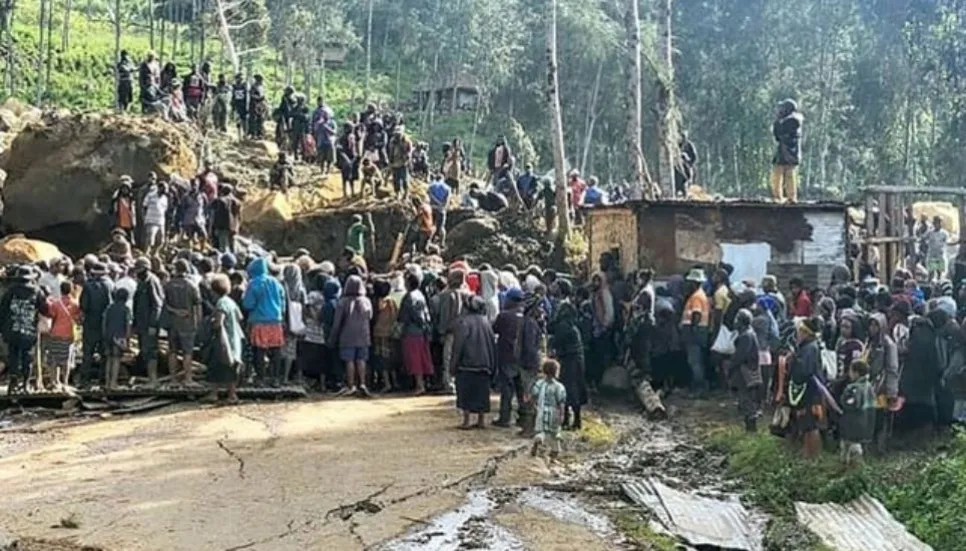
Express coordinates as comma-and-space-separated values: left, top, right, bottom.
585, 200, 850, 289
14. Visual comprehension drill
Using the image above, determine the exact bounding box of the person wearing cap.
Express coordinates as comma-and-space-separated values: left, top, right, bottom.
771, 98, 804, 202
111, 176, 137, 242
492, 287, 541, 430
133, 257, 164, 386
681, 268, 711, 395
79, 262, 115, 386
164, 259, 203, 385
0, 265, 51, 392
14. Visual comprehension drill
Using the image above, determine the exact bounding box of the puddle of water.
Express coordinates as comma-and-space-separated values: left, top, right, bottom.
516, 489, 614, 538
378, 490, 524, 551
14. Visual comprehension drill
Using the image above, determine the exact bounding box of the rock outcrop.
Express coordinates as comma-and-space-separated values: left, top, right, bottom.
1, 114, 197, 254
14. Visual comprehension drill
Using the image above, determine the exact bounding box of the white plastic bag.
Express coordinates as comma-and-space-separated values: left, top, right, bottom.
711, 326, 736, 355
287, 301, 306, 336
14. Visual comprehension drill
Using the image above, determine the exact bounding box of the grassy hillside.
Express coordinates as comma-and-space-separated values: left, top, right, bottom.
2, 2, 393, 115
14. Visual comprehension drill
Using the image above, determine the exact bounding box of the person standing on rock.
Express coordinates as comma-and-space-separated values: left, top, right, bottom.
231, 73, 249, 138
336, 122, 358, 197
486, 137, 513, 189
110, 176, 137, 243
180, 180, 208, 250
142, 181, 169, 255
183, 65, 206, 120
427, 172, 451, 248
388, 125, 413, 199
248, 75, 268, 139
313, 98, 336, 174
212, 74, 231, 133
116, 50, 136, 112
79, 262, 114, 387
289, 95, 311, 162
133, 258, 164, 387
210, 184, 241, 254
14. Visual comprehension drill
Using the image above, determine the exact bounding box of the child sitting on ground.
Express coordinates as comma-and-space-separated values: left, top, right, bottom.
839, 359, 876, 467
102, 287, 132, 389
531, 359, 567, 460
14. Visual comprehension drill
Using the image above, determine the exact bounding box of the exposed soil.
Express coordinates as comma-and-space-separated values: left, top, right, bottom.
0, 396, 631, 551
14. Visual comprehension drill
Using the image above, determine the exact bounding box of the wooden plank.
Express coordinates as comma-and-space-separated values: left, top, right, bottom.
864, 193, 874, 268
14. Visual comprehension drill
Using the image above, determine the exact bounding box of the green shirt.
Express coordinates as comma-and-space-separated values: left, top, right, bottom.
346, 222, 368, 255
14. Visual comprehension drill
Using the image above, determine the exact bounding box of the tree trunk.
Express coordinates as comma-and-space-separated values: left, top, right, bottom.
160, 5, 166, 61
114, 0, 122, 109
427, 48, 440, 129
45, 0, 53, 95
624, 0, 651, 198
213, 0, 239, 73
580, 62, 602, 176
320, 52, 327, 98
547, 0, 570, 238
36, 0, 47, 106
394, 56, 402, 107
62, 0, 73, 50
148, 0, 154, 50
199, 0, 206, 62
5, 1, 15, 95
190, 0, 197, 62
364, 0, 374, 103
656, 0, 676, 197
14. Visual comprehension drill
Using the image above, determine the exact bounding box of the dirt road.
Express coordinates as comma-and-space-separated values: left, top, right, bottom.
0, 396, 617, 551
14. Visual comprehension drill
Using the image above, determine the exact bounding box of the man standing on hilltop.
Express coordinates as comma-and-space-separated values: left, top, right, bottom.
231, 74, 249, 138
116, 50, 136, 112
388, 125, 413, 200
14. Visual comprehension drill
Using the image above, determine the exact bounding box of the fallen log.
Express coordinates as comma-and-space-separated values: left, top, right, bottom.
635, 380, 667, 420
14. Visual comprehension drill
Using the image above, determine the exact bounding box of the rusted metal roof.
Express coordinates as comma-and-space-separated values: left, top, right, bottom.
589, 198, 849, 213
622, 478, 764, 551
795, 495, 932, 551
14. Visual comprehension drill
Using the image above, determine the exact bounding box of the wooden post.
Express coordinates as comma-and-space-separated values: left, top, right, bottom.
864, 192, 874, 271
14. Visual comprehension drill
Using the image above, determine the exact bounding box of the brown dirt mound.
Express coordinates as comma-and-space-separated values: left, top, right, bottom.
1, 113, 197, 254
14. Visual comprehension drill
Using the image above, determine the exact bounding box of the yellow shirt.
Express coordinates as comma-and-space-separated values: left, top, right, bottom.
713, 285, 732, 312
682, 288, 711, 327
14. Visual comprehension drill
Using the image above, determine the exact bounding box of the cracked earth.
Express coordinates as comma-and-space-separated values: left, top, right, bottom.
0, 396, 625, 550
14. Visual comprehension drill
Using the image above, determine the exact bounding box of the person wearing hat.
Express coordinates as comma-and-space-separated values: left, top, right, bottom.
79, 261, 115, 386
682, 268, 711, 395
771, 98, 804, 203
0, 265, 51, 392
492, 287, 541, 430
107, 228, 134, 264
133, 257, 164, 386
111, 176, 137, 243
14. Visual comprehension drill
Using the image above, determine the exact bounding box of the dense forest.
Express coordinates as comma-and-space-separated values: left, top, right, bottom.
1, 0, 966, 199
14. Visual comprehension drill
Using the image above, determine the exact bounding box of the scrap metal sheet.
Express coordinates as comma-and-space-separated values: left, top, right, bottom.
622, 478, 763, 551
795, 495, 932, 551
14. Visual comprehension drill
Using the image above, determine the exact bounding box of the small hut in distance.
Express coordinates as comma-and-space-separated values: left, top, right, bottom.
414, 72, 481, 112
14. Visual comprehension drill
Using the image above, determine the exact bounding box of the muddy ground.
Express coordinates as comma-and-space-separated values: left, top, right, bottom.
0, 396, 647, 551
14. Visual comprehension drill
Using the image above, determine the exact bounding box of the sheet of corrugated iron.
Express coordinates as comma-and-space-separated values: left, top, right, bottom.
622, 479, 763, 551
795, 495, 932, 551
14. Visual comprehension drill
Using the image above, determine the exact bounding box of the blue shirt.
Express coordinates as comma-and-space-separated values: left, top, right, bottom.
517, 173, 538, 198
428, 180, 451, 210
583, 186, 605, 206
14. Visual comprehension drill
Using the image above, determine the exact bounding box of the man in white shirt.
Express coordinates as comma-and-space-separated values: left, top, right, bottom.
142, 181, 169, 255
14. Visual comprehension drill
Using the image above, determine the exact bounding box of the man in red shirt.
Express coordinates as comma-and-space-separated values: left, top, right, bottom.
789, 277, 812, 318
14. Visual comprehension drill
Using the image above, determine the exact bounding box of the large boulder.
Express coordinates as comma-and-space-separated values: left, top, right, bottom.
0, 234, 63, 265
2, 114, 197, 254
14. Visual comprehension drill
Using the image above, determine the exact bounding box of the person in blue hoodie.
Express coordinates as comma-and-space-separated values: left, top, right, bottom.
243, 257, 287, 386
582, 177, 607, 207
319, 277, 342, 392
